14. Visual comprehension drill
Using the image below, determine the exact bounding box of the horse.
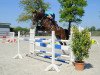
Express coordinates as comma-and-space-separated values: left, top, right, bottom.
32, 10, 70, 40
32, 10, 71, 55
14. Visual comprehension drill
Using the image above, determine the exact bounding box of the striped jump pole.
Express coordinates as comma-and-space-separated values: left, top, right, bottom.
45, 31, 60, 72
13, 31, 22, 59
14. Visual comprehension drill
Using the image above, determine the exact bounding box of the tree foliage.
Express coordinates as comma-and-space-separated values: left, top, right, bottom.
58, 0, 87, 30
13, 26, 29, 32
18, 0, 50, 22
89, 26, 96, 31
12, 26, 29, 35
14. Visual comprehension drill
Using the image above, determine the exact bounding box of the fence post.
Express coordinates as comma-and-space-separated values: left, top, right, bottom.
45, 31, 60, 72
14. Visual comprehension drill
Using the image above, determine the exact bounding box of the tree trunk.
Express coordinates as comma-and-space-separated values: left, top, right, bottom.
31, 17, 37, 29
68, 21, 71, 35
31, 12, 37, 29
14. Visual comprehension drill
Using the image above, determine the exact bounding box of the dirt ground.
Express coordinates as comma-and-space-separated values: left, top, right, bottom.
0, 36, 100, 75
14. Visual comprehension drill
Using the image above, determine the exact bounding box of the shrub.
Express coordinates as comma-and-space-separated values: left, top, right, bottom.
72, 26, 92, 62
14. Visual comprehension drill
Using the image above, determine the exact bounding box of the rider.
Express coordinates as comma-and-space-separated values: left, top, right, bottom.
45, 11, 55, 20
39, 9, 55, 20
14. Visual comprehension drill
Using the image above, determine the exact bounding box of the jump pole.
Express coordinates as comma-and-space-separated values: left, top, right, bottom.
30, 29, 35, 54
13, 31, 22, 59
45, 31, 60, 72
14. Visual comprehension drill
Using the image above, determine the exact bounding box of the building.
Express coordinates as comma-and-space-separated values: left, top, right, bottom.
0, 23, 11, 37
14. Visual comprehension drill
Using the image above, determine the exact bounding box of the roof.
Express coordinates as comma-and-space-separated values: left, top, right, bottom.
0, 23, 11, 25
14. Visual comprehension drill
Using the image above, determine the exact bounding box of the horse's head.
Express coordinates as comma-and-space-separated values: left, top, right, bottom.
32, 9, 45, 21
32, 9, 45, 28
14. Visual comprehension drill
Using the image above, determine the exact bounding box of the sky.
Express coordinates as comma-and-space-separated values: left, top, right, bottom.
0, 0, 100, 29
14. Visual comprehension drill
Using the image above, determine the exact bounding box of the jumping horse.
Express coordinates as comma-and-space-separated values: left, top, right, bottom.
32, 10, 70, 40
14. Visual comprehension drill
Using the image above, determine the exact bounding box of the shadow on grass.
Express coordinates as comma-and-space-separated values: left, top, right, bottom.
85, 63, 93, 69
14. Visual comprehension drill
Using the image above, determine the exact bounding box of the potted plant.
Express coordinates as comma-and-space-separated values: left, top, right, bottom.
71, 26, 92, 71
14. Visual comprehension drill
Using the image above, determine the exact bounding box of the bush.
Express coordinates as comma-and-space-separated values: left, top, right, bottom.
72, 26, 92, 62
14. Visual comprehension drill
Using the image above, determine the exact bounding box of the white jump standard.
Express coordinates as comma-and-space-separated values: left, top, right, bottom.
29, 29, 35, 54
45, 31, 60, 72
13, 31, 22, 59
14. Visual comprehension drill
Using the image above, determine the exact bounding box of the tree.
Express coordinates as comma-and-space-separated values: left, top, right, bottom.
13, 26, 29, 32
13, 26, 29, 35
18, 0, 49, 28
58, 0, 87, 33
89, 26, 96, 31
